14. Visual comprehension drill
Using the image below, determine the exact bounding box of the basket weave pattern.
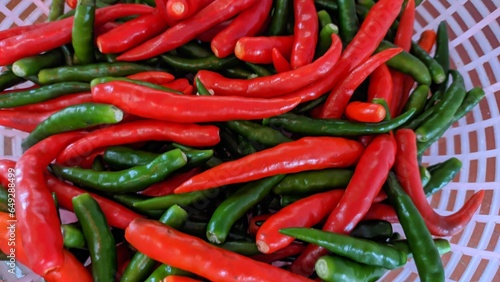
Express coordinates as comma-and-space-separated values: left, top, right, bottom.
0, 0, 499, 281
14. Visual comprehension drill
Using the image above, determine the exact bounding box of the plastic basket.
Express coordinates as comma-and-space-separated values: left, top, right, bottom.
1, 0, 499, 281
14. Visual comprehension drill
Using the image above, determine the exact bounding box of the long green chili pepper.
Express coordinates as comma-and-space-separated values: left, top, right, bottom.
177, 41, 213, 58
391, 239, 451, 258
402, 103, 436, 130
51, 149, 187, 193
111, 194, 165, 219
91, 76, 182, 94
12, 49, 65, 77
207, 175, 284, 244
337, 0, 358, 44
236, 135, 257, 156
350, 220, 393, 241
91, 155, 106, 172
402, 84, 430, 116
264, 110, 415, 137
160, 54, 240, 72
314, 0, 338, 11
245, 62, 274, 77
218, 241, 261, 256
410, 41, 446, 84
72, 0, 96, 64
384, 173, 445, 281
48, 0, 65, 21
273, 169, 353, 195
316, 23, 339, 58
434, 21, 450, 80
133, 189, 220, 210
317, 10, 332, 27
225, 120, 292, 147
420, 165, 431, 187
223, 67, 256, 79
61, 224, 86, 249
424, 158, 462, 197
0, 70, 25, 91
268, 0, 291, 36
294, 95, 328, 114
315, 255, 387, 282
121, 205, 188, 282
357, 0, 375, 9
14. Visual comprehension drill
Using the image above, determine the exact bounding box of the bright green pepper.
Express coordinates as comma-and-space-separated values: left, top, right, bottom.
273, 169, 353, 195
72, 0, 96, 64
315, 255, 387, 282
12, 49, 65, 77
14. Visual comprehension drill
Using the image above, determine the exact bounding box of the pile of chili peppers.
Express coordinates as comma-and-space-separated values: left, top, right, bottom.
0, 0, 488, 281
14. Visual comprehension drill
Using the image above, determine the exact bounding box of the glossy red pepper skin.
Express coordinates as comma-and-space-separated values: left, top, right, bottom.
256, 190, 344, 254
94, 22, 121, 37
97, 12, 168, 54
0, 212, 30, 269
161, 78, 192, 93
125, 218, 314, 282
0, 4, 154, 65
251, 243, 306, 264
117, 0, 258, 61
15, 131, 85, 275
319, 48, 402, 119
280, 0, 404, 103
140, 168, 201, 197
290, 0, 318, 69
248, 214, 273, 236
211, 0, 273, 58
0, 22, 51, 41
368, 64, 393, 106
291, 134, 396, 276
363, 203, 398, 223
196, 34, 342, 98
234, 35, 294, 64
43, 251, 93, 282
166, 0, 214, 21
92, 81, 301, 123
46, 174, 143, 229
272, 48, 292, 73
126, 71, 175, 84
56, 120, 220, 165
174, 137, 364, 194
345, 101, 386, 123
0, 109, 58, 132
395, 129, 485, 236
196, 20, 232, 42
165, 276, 202, 282
12, 93, 93, 112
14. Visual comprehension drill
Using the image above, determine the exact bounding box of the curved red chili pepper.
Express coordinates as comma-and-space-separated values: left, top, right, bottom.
211, 0, 273, 58
196, 20, 232, 42
290, 0, 318, 69
368, 64, 393, 106
279, 0, 404, 103
345, 101, 386, 123
0, 109, 58, 132
161, 78, 192, 93
234, 36, 294, 64
272, 48, 292, 73
0, 4, 154, 65
12, 93, 93, 112
290, 134, 396, 276
0, 22, 51, 41
56, 120, 220, 165
256, 190, 344, 254
94, 22, 121, 37
248, 213, 274, 236
91, 81, 301, 123
395, 129, 485, 236
174, 137, 364, 194
0, 212, 30, 268
363, 203, 398, 223
77, 148, 105, 169
319, 48, 402, 119
117, 0, 258, 61
43, 250, 93, 282
251, 243, 306, 264
97, 11, 169, 54
140, 168, 202, 197
125, 218, 314, 282
196, 34, 342, 98
127, 71, 175, 84
15, 131, 85, 275
166, 0, 214, 21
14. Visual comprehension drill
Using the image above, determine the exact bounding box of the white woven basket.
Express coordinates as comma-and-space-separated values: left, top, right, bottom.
0, 0, 499, 281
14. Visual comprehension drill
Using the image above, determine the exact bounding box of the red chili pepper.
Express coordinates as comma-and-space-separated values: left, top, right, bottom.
92, 81, 301, 123
66, 0, 77, 9
272, 48, 292, 73
251, 243, 306, 264
11, 92, 93, 112
0, 4, 154, 65
279, 0, 404, 103
0, 160, 15, 187
367, 64, 393, 106
0, 212, 30, 268
211, 0, 273, 58
0, 22, 51, 41
290, 0, 318, 69
345, 101, 387, 123
43, 250, 93, 282
117, 0, 258, 61
248, 213, 274, 236
0, 109, 58, 132
97, 11, 169, 54
394, 129, 485, 236
234, 36, 294, 64
77, 148, 105, 169
166, 0, 214, 21
164, 276, 203, 282
117, 260, 131, 280
162, 78, 192, 93
125, 218, 314, 282
319, 48, 402, 119
290, 134, 396, 276
363, 203, 398, 223
140, 168, 202, 197
196, 20, 232, 42
15, 131, 85, 275
127, 71, 175, 84
174, 137, 363, 194
94, 22, 121, 37
56, 120, 220, 165
256, 190, 344, 254
196, 34, 342, 98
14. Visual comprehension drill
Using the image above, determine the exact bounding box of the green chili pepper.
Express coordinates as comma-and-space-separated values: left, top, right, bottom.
61, 224, 86, 249
264, 110, 415, 137
177, 41, 213, 58
133, 189, 220, 210
218, 241, 261, 256
22, 103, 124, 150
223, 67, 256, 79
38, 62, 155, 84
0, 185, 9, 213
72, 193, 116, 282
294, 95, 328, 114
420, 165, 431, 187
91, 155, 106, 172
377, 41, 432, 85
402, 103, 436, 130
226, 120, 291, 147
280, 194, 305, 207
60, 45, 74, 66
12, 49, 65, 77
121, 205, 188, 282
268, 0, 291, 36
245, 62, 274, 77
315, 255, 387, 282
337, 0, 358, 44
236, 135, 257, 156
317, 10, 332, 27
111, 194, 165, 219
48, 0, 65, 21
434, 21, 450, 80
51, 149, 187, 193
384, 173, 445, 281
207, 175, 285, 244
372, 98, 391, 121
402, 84, 430, 116
281, 228, 406, 269
0, 82, 90, 108
357, 0, 375, 9
72, 0, 96, 64
273, 169, 353, 195
411, 41, 446, 84
350, 220, 393, 241
391, 239, 451, 258
316, 23, 340, 58
424, 158, 462, 197
160, 54, 239, 72
144, 265, 193, 282
0, 70, 25, 91
314, 0, 338, 11
91, 76, 182, 94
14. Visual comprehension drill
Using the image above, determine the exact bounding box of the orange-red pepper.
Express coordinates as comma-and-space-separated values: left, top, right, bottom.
234, 36, 294, 64
345, 101, 387, 123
